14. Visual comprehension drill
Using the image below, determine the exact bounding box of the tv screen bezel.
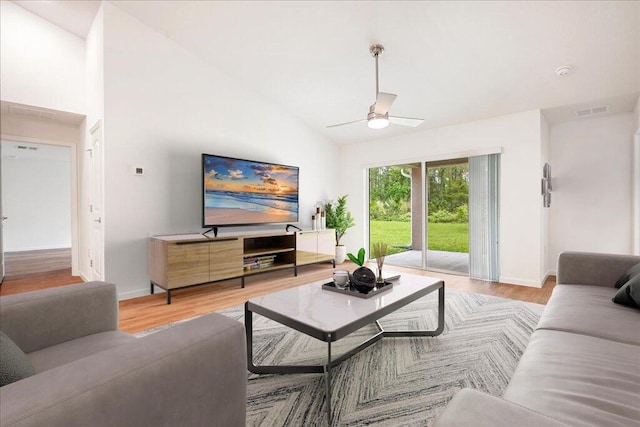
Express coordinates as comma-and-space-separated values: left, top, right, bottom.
201, 153, 300, 228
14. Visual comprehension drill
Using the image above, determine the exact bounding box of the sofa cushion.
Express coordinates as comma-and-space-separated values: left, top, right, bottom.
615, 262, 640, 288
28, 331, 135, 373
613, 273, 640, 309
0, 331, 35, 387
536, 284, 640, 345
504, 329, 640, 426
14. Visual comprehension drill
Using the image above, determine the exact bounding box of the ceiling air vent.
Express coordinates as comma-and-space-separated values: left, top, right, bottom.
8, 104, 56, 120
575, 105, 610, 118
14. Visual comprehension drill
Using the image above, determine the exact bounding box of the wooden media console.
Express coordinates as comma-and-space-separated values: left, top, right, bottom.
149, 229, 335, 304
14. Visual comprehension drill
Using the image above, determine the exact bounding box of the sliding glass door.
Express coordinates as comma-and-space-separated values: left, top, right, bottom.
368, 154, 499, 278
368, 163, 420, 267
425, 160, 469, 274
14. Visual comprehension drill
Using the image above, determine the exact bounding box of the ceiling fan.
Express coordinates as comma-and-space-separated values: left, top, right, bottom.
327, 44, 424, 130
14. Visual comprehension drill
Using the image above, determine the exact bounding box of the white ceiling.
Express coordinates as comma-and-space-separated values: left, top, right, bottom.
12, 0, 100, 39
12, 1, 640, 144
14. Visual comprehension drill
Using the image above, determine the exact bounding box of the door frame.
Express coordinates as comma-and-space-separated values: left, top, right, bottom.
0, 134, 80, 276
88, 120, 104, 281
364, 147, 502, 275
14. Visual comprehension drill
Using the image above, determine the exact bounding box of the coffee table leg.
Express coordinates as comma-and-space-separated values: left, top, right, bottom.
245, 303, 255, 371
383, 285, 445, 337
324, 338, 332, 425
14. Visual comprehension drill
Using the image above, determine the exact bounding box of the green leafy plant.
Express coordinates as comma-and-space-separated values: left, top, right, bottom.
347, 248, 366, 266
324, 195, 355, 246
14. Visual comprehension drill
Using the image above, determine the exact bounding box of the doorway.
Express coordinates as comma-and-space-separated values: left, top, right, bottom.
1, 141, 73, 277
425, 159, 469, 274
368, 154, 498, 278
368, 160, 470, 275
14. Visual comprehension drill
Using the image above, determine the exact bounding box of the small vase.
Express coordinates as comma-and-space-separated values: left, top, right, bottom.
376, 267, 384, 284
335, 245, 347, 264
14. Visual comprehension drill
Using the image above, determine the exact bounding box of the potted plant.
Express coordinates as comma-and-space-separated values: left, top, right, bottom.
347, 248, 376, 293
324, 195, 355, 264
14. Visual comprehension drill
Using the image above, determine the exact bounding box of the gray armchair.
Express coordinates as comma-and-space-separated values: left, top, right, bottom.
0, 281, 246, 427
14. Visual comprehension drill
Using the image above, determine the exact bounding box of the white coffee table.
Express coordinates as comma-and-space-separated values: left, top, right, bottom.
245, 272, 445, 424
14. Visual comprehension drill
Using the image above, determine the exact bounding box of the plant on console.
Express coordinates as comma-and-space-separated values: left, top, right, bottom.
324, 195, 355, 245
325, 195, 355, 264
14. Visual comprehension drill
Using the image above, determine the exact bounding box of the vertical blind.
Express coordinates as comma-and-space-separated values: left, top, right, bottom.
468, 154, 500, 281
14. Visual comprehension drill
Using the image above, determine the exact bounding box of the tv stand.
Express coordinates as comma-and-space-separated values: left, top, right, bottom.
149, 229, 335, 304
202, 226, 219, 238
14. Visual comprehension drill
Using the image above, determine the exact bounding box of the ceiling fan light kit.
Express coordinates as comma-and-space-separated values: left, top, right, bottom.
367, 116, 389, 129
328, 44, 424, 130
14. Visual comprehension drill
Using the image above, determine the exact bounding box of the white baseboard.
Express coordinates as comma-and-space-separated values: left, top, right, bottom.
6, 245, 72, 253
117, 287, 164, 301
499, 276, 544, 288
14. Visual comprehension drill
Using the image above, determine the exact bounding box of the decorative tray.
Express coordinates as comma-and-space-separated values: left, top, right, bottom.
322, 281, 393, 299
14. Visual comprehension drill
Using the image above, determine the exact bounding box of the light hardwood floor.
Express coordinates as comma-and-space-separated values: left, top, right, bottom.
1, 262, 556, 334
4, 248, 72, 277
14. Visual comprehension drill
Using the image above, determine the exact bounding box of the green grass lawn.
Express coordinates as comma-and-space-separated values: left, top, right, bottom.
369, 220, 469, 254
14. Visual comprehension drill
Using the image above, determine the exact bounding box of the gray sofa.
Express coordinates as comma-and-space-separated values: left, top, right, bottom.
0, 281, 246, 427
435, 251, 640, 426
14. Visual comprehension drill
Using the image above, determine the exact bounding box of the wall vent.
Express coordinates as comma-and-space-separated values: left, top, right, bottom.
575, 105, 610, 118
8, 104, 56, 120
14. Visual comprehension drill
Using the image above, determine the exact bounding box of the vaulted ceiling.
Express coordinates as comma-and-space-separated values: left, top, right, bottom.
12, 1, 640, 144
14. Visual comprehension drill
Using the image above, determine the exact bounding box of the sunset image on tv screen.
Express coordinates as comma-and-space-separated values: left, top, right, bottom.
203, 155, 299, 226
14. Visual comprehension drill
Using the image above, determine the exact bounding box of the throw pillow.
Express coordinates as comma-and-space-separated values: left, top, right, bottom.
614, 262, 640, 288
0, 331, 35, 387
612, 273, 640, 309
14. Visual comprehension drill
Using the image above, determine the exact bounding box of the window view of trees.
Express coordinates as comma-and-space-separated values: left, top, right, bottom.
369, 163, 469, 256
427, 166, 469, 224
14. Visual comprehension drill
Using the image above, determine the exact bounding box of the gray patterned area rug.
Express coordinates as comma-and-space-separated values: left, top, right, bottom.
216, 289, 543, 427
136, 289, 543, 426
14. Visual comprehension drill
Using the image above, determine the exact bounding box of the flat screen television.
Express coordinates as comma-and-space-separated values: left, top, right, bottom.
202, 154, 299, 228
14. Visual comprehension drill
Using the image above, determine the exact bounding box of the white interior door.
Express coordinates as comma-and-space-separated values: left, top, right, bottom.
89, 121, 104, 281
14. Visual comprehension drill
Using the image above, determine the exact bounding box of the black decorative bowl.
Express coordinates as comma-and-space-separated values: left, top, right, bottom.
350, 267, 376, 293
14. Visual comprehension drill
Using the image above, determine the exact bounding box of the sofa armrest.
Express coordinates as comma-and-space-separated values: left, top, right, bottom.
0, 312, 246, 427
434, 389, 569, 427
556, 252, 640, 287
0, 282, 118, 353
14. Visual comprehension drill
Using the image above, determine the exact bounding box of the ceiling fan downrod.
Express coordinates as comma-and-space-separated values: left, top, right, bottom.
370, 44, 384, 98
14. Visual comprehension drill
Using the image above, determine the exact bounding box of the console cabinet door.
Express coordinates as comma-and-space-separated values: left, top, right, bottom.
296, 231, 318, 265
317, 229, 336, 259
167, 241, 210, 288
209, 239, 243, 281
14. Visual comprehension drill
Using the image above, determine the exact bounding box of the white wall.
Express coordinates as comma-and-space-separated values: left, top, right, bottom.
549, 113, 635, 266
0, 113, 81, 144
101, 3, 339, 299
540, 114, 550, 278
340, 110, 545, 287
1, 142, 71, 251
0, 1, 86, 114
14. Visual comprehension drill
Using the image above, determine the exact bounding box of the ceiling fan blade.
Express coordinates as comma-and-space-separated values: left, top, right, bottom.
326, 118, 367, 128
389, 116, 424, 127
374, 92, 397, 115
